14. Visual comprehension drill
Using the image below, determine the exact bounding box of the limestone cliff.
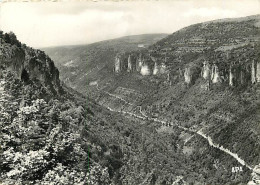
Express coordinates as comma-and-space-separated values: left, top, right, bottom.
160, 62, 167, 74
136, 54, 143, 72
0, 44, 25, 79
184, 63, 201, 85
153, 62, 159, 75
239, 64, 246, 85
24, 48, 61, 92
257, 61, 260, 82
140, 56, 153, 76
211, 64, 221, 84
251, 60, 260, 84
127, 55, 133, 72
140, 63, 151, 76
0, 42, 61, 94
226, 61, 253, 87
184, 67, 192, 84
114, 42, 258, 89
200, 59, 254, 87
252, 60, 256, 84
229, 65, 235, 86
114, 54, 121, 73
201, 61, 211, 80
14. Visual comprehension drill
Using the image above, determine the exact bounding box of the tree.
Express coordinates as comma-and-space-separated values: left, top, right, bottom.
2, 32, 21, 47
3, 33, 10, 43
9, 32, 21, 47
0, 30, 3, 38
9, 32, 17, 44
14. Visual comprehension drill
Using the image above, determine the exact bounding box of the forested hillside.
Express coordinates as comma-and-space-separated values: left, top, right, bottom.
0, 32, 116, 184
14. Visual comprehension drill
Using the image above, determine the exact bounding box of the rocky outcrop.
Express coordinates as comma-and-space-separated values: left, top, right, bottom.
127, 55, 133, 72
140, 63, 151, 76
201, 61, 211, 80
114, 52, 170, 76
152, 61, 167, 75
153, 62, 159, 75
240, 65, 245, 85
229, 65, 235, 86
251, 60, 260, 84
252, 60, 256, 84
136, 54, 143, 72
257, 61, 260, 83
184, 67, 191, 84
115, 54, 122, 73
0, 45, 25, 79
211, 63, 221, 83
227, 61, 254, 87
114, 51, 259, 89
25, 49, 60, 89
0, 43, 61, 94
184, 64, 201, 85
199, 58, 259, 87
160, 62, 167, 74
140, 57, 152, 76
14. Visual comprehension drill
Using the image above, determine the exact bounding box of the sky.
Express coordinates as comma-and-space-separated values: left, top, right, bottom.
0, 0, 260, 48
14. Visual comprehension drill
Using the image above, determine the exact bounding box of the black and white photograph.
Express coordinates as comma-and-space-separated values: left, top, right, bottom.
0, 0, 260, 184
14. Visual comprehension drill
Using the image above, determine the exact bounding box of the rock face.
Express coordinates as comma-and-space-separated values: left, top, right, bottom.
140, 63, 151, 76
251, 60, 260, 84
200, 61, 211, 90
160, 62, 167, 74
257, 61, 260, 83
201, 61, 211, 80
114, 53, 171, 77
252, 60, 256, 84
115, 54, 122, 73
184, 67, 192, 84
227, 61, 254, 87
127, 55, 133, 72
152, 61, 167, 75
211, 64, 221, 83
25, 49, 60, 89
199, 58, 260, 87
136, 54, 143, 72
229, 65, 235, 86
114, 51, 259, 89
153, 62, 159, 75
0, 43, 61, 94
240, 65, 245, 85
1, 45, 25, 79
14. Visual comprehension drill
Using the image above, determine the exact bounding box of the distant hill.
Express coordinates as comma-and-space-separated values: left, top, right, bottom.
42, 33, 168, 92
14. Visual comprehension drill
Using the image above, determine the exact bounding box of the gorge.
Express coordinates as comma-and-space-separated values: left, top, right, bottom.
42, 14, 260, 184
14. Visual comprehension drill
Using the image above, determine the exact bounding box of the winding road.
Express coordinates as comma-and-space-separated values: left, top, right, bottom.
100, 89, 258, 174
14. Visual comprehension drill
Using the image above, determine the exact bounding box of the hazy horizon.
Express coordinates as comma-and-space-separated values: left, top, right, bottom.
40, 33, 171, 49
1, 0, 260, 48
